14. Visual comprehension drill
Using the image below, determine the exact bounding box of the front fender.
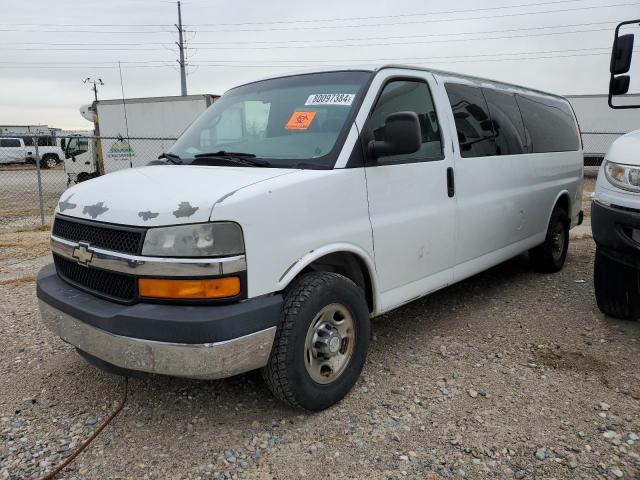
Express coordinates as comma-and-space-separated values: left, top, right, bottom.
276, 242, 379, 315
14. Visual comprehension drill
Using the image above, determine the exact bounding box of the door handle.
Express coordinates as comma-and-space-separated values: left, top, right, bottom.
446, 167, 455, 198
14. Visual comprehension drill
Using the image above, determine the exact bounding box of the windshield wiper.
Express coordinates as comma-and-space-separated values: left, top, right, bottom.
193, 151, 271, 167
158, 152, 183, 164
195, 150, 257, 158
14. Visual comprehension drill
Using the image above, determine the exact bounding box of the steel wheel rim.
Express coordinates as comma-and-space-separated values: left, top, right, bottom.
46, 158, 56, 168
304, 303, 356, 384
551, 222, 565, 261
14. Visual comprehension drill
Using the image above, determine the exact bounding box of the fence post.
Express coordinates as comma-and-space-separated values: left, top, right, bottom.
33, 136, 45, 226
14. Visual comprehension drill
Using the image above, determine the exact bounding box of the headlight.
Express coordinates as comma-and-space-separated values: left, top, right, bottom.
604, 160, 640, 192
142, 222, 244, 257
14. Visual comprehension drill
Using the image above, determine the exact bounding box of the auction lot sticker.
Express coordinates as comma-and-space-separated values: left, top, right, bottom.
305, 93, 355, 106
285, 111, 317, 130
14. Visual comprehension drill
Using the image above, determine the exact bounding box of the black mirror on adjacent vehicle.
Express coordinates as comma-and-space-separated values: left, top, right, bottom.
368, 111, 421, 158
608, 20, 640, 109
610, 75, 631, 96
611, 33, 634, 75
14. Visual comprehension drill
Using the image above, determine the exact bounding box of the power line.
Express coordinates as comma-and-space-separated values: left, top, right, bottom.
0, 28, 172, 34
183, 2, 637, 33
0, 26, 615, 52
0, 2, 633, 35
0, 0, 590, 27
185, 0, 604, 26
0, 21, 617, 47
0, 47, 631, 69
186, 27, 614, 50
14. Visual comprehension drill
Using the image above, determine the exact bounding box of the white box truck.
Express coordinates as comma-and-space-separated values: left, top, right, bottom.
64, 94, 218, 183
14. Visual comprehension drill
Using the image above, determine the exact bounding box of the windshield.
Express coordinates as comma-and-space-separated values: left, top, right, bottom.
169, 70, 371, 169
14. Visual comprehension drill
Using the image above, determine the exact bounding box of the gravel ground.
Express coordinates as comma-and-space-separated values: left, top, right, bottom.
2, 179, 639, 480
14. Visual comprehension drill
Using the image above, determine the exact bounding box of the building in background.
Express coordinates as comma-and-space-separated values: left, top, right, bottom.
566, 94, 640, 166
0, 124, 61, 136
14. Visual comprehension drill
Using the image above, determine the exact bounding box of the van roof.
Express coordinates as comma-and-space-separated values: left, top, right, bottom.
234, 64, 567, 102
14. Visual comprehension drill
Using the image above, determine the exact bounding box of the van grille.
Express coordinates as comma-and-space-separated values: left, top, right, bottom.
54, 254, 136, 303
52, 216, 144, 255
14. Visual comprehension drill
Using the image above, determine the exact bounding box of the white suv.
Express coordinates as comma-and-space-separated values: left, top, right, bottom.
22, 136, 64, 169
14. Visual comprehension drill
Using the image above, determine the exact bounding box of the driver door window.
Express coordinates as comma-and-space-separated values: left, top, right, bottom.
366, 79, 443, 164
67, 138, 88, 157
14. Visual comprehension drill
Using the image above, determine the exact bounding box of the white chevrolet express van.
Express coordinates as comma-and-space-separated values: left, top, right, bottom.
592, 19, 640, 320
37, 66, 583, 410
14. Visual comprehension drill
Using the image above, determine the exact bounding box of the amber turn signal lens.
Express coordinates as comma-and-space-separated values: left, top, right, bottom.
138, 277, 241, 299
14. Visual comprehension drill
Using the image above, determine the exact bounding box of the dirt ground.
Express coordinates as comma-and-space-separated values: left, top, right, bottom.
2, 178, 640, 480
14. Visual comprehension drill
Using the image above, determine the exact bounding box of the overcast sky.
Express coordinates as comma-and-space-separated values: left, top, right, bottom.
1, 0, 639, 130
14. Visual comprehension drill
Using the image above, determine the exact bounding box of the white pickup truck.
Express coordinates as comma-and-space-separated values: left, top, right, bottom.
37, 65, 583, 410
0, 137, 32, 164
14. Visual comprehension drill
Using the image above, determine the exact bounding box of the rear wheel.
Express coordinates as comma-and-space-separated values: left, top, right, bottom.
40, 154, 58, 169
594, 248, 640, 320
530, 206, 569, 273
262, 272, 370, 411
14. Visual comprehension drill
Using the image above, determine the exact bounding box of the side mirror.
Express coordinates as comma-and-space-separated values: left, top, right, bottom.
610, 75, 631, 95
368, 111, 421, 158
608, 20, 640, 108
611, 33, 634, 75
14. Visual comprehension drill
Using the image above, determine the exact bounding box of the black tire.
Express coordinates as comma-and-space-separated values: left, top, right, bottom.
262, 272, 370, 411
594, 248, 640, 320
40, 154, 58, 169
529, 206, 569, 273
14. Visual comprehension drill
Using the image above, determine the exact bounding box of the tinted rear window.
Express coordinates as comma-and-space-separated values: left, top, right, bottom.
1, 139, 21, 147
482, 88, 528, 155
515, 94, 579, 153
445, 83, 495, 158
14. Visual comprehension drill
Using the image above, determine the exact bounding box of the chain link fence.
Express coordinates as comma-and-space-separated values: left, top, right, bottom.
0, 131, 633, 232
582, 131, 627, 167
0, 135, 176, 232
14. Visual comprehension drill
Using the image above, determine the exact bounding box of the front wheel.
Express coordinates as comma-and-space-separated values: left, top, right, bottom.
40, 155, 58, 169
529, 206, 569, 273
262, 272, 370, 411
594, 248, 640, 320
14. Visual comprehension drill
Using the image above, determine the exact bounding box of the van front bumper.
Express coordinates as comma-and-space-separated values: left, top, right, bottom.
591, 200, 640, 269
36, 264, 282, 379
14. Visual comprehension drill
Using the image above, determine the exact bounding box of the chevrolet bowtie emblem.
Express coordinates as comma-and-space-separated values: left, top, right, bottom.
72, 242, 94, 266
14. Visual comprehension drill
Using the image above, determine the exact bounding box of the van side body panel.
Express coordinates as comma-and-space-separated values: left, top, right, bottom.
432, 72, 583, 285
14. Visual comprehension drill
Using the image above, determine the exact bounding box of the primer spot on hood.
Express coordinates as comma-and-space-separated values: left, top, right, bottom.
83, 202, 109, 219
58, 194, 77, 212
173, 201, 199, 218
138, 211, 159, 221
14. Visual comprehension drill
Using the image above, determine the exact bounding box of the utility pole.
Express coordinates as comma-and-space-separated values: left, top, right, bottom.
83, 77, 104, 102
176, 1, 187, 96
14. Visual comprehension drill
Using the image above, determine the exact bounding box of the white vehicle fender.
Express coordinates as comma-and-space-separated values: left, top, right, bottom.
276, 242, 379, 314
547, 189, 572, 225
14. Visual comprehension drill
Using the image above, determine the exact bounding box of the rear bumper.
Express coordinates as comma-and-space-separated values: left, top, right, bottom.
591, 200, 640, 269
36, 264, 282, 379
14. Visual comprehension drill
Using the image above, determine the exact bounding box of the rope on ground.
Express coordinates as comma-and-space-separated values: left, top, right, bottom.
37, 376, 129, 480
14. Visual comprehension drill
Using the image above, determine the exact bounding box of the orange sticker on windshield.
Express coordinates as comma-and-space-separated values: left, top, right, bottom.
285, 111, 316, 130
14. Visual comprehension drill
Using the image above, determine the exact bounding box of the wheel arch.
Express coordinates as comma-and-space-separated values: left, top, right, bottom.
277, 243, 378, 315
547, 190, 571, 225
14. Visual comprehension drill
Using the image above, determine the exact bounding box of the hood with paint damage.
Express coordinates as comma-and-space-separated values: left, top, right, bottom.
55, 165, 297, 226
